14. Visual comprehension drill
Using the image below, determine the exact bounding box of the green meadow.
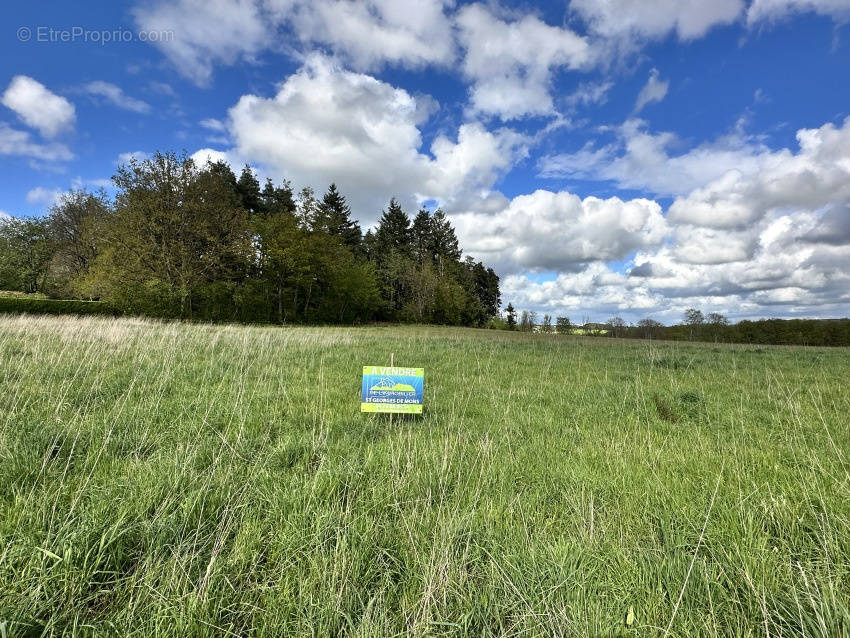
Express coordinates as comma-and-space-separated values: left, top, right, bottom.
1, 314, 848, 637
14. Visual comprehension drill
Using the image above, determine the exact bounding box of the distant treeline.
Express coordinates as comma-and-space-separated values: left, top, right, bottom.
618, 317, 850, 347
0, 151, 500, 325
500, 307, 850, 347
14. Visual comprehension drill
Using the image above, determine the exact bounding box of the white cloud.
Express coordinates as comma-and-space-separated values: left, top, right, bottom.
669, 117, 850, 228
0, 123, 73, 161
747, 0, 850, 24
451, 189, 667, 274
191, 148, 236, 167
566, 80, 614, 108
498, 116, 850, 320
200, 118, 227, 132
571, 0, 744, 41
117, 151, 151, 165
1, 76, 75, 138
224, 55, 528, 223
133, 0, 271, 85
134, 0, 454, 85
502, 207, 850, 321
457, 3, 592, 119
26, 186, 64, 207
634, 68, 668, 112
0, 210, 10, 221
539, 118, 769, 197
277, 0, 455, 71
83, 81, 151, 114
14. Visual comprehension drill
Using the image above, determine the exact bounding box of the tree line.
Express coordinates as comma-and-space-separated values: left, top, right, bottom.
496, 304, 850, 347
0, 151, 500, 325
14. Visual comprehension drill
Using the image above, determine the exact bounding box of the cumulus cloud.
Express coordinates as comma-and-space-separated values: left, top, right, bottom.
26, 186, 64, 207
634, 68, 668, 112
134, 0, 454, 85
277, 0, 455, 71
747, 0, 850, 24
133, 0, 270, 85
1, 76, 75, 138
505, 116, 850, 320
669, 117, 850, 228
566, 80, 614, 108
0, 123, 73, 161
457, 3, 592, 119
83, 81, 151, 114
451, 189, 667, 274
223, 55, 528, 223
571, 0, 744, 41
539, 118, 769, 197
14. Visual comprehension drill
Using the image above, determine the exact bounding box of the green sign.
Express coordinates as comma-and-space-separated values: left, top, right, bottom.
361, 366, 424, 414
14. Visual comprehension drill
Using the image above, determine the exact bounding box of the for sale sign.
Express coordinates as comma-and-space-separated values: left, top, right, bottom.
360, 366, 424, 414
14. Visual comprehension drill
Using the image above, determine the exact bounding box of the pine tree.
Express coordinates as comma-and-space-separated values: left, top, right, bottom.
411, 208, 432, 264
261, 178, 296, 217
429, 209, 461, 262
314, 184, 361, 252
236, 165, 262, 215
374, 198, 412, 256
506, 303, 517, 330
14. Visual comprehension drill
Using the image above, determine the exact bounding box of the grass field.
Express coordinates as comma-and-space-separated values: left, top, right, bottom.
1, 314, 849, 637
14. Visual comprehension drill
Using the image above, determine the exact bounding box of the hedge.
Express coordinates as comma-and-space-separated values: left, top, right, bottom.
0, 296, 119, 317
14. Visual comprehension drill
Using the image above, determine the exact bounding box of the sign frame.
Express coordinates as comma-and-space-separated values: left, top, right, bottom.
361, 365, 424, 414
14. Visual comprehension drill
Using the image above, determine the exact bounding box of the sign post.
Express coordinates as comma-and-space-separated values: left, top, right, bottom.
361, 360, 424, 415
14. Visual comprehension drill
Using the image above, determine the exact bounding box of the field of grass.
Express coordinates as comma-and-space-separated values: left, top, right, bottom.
1, 314, 848, 636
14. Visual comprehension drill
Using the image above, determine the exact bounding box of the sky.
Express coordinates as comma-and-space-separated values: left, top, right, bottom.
2, 0, 850, 323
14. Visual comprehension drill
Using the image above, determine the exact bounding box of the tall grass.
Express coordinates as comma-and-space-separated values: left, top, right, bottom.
0, 314, 848, 636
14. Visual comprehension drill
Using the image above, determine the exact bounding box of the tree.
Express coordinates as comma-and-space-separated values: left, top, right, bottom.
313, 184, 361, 253
84, 152, 251, 318
519, 310, 530, 332
684, 307, 704, 341
606, 316, 627, 338
684, 308, 704, 325
528, 311, 538, 331
637, 318, 663, 339
370, 199, 413, 315
45, 189, 109, 296
373, 199, 412, 255
506, 303, 517, 330
541, 314, 552, 333
411, 208, 432, 264
0, 216, 53, 293
429, 209, 461, 268
707, 312, 728, 326
556, 316, 571, 334
261, 178, 296, 216
236, 165, 262, 215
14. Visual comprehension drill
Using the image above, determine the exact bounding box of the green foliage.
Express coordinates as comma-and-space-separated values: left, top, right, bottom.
0, 151, 502, 327
1, 316, 849, 635
0, 296, 115, 316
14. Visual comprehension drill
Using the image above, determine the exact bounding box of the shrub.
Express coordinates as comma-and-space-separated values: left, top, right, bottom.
0, 296, 117, 317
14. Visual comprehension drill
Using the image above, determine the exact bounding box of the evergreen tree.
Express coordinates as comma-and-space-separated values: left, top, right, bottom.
371, 199, 413, 315
411, 208, 432, 264
506, 303, 517, 330
236, 165, 263, 215
261, 178, 296, 216
314, 184, 361, 252
374, 198, 412, 255
430, 209, 460, 259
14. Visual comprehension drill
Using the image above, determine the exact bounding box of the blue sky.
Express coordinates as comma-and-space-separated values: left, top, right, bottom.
2, 0, 850, 322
